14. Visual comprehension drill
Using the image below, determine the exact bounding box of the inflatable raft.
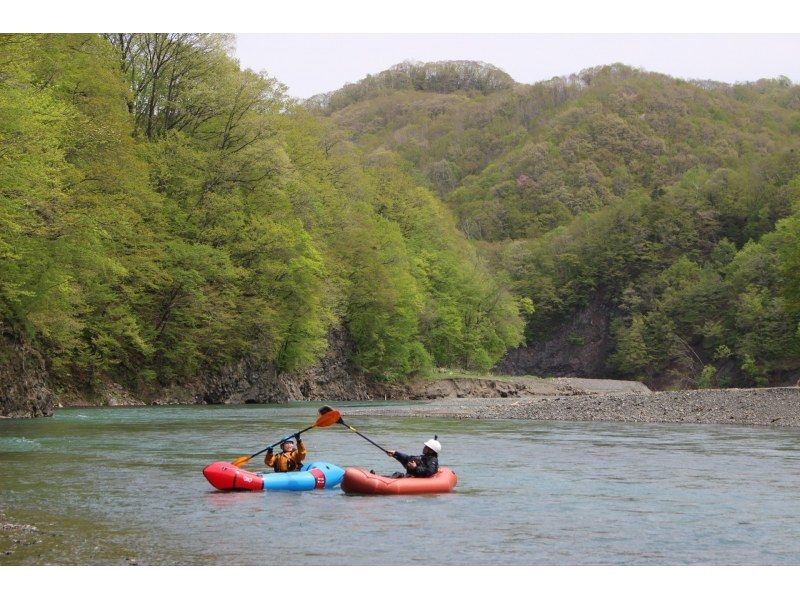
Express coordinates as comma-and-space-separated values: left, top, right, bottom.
340, 467, 457, 495
203, 461, 345, 491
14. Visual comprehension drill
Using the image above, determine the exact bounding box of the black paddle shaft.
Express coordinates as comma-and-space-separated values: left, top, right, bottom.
338, 418, 391, 454
245, 422, 316, 461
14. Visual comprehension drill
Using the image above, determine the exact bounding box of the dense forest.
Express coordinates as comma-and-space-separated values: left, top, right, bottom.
312, 60, 800, 388
2, 35, 799, 401
0, 34, 524, 401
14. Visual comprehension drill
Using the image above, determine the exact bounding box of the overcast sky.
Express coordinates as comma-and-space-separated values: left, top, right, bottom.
235, 34, 800, 100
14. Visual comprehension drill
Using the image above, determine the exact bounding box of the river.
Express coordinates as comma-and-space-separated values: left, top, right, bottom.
2, 403, 800, 565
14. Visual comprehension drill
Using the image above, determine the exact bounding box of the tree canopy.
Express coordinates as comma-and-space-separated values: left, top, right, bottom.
319, 61, 800, 388
0, 34, 524, 393
4, 37, 799, 392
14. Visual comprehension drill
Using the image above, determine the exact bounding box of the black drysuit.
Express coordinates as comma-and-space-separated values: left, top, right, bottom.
392, 451, 439, 478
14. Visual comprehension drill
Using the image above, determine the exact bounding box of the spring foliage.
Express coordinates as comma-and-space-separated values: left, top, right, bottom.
318, 62, 800, 387
0, 35, 524, 388
5, 40, 800, 390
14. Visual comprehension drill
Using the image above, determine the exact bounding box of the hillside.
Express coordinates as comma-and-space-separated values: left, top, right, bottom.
3, 42, 800, 419
314, 61, 800, 389
0, 36, 525, 415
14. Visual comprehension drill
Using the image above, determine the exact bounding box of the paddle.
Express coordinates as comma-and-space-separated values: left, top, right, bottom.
320, 404, 392, 456
230, 408, 341, 468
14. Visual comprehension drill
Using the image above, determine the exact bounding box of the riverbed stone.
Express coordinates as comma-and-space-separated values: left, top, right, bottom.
344, 385, 800, 427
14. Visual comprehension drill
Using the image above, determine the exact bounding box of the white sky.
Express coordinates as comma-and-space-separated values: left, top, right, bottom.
6, 2, 800, 102
235, 33, 800, 100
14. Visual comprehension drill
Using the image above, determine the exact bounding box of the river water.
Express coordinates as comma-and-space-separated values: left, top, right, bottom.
2, 403, 800, 565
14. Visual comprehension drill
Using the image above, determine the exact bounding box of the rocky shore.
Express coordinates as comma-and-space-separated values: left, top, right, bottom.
0, 511, 44, 559
342, 381, 800, 428
4, 325, 800, 427
1, 328, 400, 417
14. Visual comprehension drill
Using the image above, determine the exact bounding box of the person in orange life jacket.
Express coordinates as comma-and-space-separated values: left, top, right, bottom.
385, 436, 441, 478
264, 434, 307, 472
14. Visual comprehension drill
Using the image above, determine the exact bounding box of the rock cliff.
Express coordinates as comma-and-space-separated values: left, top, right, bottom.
0, 332, 53, 418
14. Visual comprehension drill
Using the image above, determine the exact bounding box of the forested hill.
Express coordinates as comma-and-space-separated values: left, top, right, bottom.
2, 38, 799, 405
0, 35, 525, 409
313, 61, 800, 389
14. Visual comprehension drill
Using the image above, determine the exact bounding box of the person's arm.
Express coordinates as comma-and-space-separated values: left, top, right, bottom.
294, 439, 307, 463
390, 451, 410, 466
411, 456, 438, 477
264, 449, 276, 467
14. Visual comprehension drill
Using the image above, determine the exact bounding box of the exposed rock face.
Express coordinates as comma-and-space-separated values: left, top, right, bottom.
496, 294, 612, 378
0, 321, 653, 417
0, 333, 53, 418
101, 383, 145, 407
172, 328, 403, 405
1, 327, 407, 415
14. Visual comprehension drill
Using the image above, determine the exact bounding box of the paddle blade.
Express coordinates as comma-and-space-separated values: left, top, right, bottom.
230, 455, 250, 467
315, 409, 341, 428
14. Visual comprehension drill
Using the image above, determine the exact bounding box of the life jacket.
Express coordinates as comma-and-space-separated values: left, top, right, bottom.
265, 441, 306, 472
282, 452, 300, 472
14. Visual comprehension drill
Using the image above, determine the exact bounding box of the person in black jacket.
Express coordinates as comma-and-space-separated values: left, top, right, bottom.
385, 436, 441, 478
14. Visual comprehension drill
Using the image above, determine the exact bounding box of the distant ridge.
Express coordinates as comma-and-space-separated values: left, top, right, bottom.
306, 60, 515, 113
315, 61, 800, 389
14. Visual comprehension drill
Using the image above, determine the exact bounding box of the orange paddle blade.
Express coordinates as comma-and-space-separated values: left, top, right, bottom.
231, 455, 250, 467
316, 409, 341, 427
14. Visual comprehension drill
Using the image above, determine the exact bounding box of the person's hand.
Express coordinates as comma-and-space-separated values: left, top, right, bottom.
407, 460, 417, 469
266, 448, 273, 455
387, 450, 396, 457
294, 433, 301, 442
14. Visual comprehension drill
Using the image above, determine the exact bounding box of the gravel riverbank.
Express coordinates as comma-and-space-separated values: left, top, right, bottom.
343, 384, 800, 428
0, 512, 43, 559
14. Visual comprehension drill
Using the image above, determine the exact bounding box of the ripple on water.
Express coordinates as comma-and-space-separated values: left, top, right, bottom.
3, 406, 800, 565
0, 437, 42, 451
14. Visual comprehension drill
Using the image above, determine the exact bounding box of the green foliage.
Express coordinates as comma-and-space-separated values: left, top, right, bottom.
1, 35, 523, 391
517, 164, 800, 387
308, 60, 515, 113
6, 38, 799, 391
698, 365, 717, 389
341, 217, 429, 380
318, 63, 800, 246
318, 60, 800, 388
776, 212, 800, 313
0, 34, 160, 380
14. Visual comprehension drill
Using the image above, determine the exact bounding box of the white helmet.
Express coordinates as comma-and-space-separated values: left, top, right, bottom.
424, 436, 441, 453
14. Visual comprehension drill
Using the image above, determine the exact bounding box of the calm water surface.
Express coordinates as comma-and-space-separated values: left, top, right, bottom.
2, 403, 800, 565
